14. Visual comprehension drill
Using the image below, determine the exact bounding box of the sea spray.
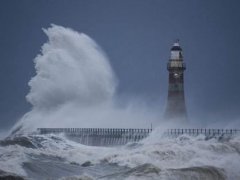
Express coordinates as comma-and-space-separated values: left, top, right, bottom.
11, 24, 161, 135
27, 25, 116, 109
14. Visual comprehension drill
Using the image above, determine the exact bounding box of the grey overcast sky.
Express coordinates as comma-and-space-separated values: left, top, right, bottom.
0, 0, 240, 130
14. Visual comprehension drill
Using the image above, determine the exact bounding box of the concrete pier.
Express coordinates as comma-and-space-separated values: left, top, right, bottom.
166, 128, 240, 138
37, 128, 240, 146
38, 128, 152, 146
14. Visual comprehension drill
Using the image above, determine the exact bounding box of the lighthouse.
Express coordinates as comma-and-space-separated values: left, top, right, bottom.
164, 40, 187, 122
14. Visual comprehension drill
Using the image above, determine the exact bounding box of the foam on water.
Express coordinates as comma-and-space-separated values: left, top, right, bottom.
1, 130, 240, 179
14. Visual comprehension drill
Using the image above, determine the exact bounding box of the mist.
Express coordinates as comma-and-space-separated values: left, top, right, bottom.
12, 24, 162, 133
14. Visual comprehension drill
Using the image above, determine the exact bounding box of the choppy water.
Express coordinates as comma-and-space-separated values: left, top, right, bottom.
0, 130, 240, 180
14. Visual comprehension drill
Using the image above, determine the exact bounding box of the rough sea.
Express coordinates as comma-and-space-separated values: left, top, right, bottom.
0, 129, 240, 180
1, 25, 239, 180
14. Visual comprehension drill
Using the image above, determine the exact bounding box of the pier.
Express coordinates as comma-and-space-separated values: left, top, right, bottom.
38, 128, 152, 146
166, 128, 240, 138
37, 128, 240, 146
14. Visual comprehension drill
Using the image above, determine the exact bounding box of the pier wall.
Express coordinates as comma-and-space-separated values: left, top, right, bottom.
37, 128, 240, 146
166, 128, 240, 138
38, 128, 152, 146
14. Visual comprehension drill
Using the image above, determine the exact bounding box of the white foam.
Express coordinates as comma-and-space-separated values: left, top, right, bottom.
11, 24, 161, 134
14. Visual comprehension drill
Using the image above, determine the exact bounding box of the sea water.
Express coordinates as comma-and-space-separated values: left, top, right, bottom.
0, 130, 240, 180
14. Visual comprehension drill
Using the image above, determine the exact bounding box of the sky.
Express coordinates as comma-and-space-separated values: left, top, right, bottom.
0, 0, 240, 130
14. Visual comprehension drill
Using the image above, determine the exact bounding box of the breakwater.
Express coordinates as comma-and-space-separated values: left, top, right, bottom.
38, 128, 152, 146
37, 128, 240, 146
166, 128, 240, 138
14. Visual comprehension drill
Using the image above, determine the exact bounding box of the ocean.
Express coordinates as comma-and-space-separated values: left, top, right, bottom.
0, 130, 240, 180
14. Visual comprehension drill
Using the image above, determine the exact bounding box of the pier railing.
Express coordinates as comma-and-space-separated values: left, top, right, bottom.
37, 128, 240, 146
37, 128, 152, 146
166, 128, 240, 137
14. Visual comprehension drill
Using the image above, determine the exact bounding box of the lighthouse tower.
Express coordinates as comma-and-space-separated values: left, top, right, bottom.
164, 40, 187, 122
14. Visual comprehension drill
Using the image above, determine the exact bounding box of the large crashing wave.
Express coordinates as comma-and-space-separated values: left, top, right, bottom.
27, 25, 116, 109
12, 24, 117, 133
12, 24, 159, 134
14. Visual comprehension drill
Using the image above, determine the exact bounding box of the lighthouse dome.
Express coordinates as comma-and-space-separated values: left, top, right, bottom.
170, 41, 183, 60
171, 42, 182, 51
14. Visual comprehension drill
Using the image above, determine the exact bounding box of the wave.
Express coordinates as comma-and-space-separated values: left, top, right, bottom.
99, 163, 226, 180
11, 24, 163, 137
0, 169, 25, 180
0, 132, 240, 179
